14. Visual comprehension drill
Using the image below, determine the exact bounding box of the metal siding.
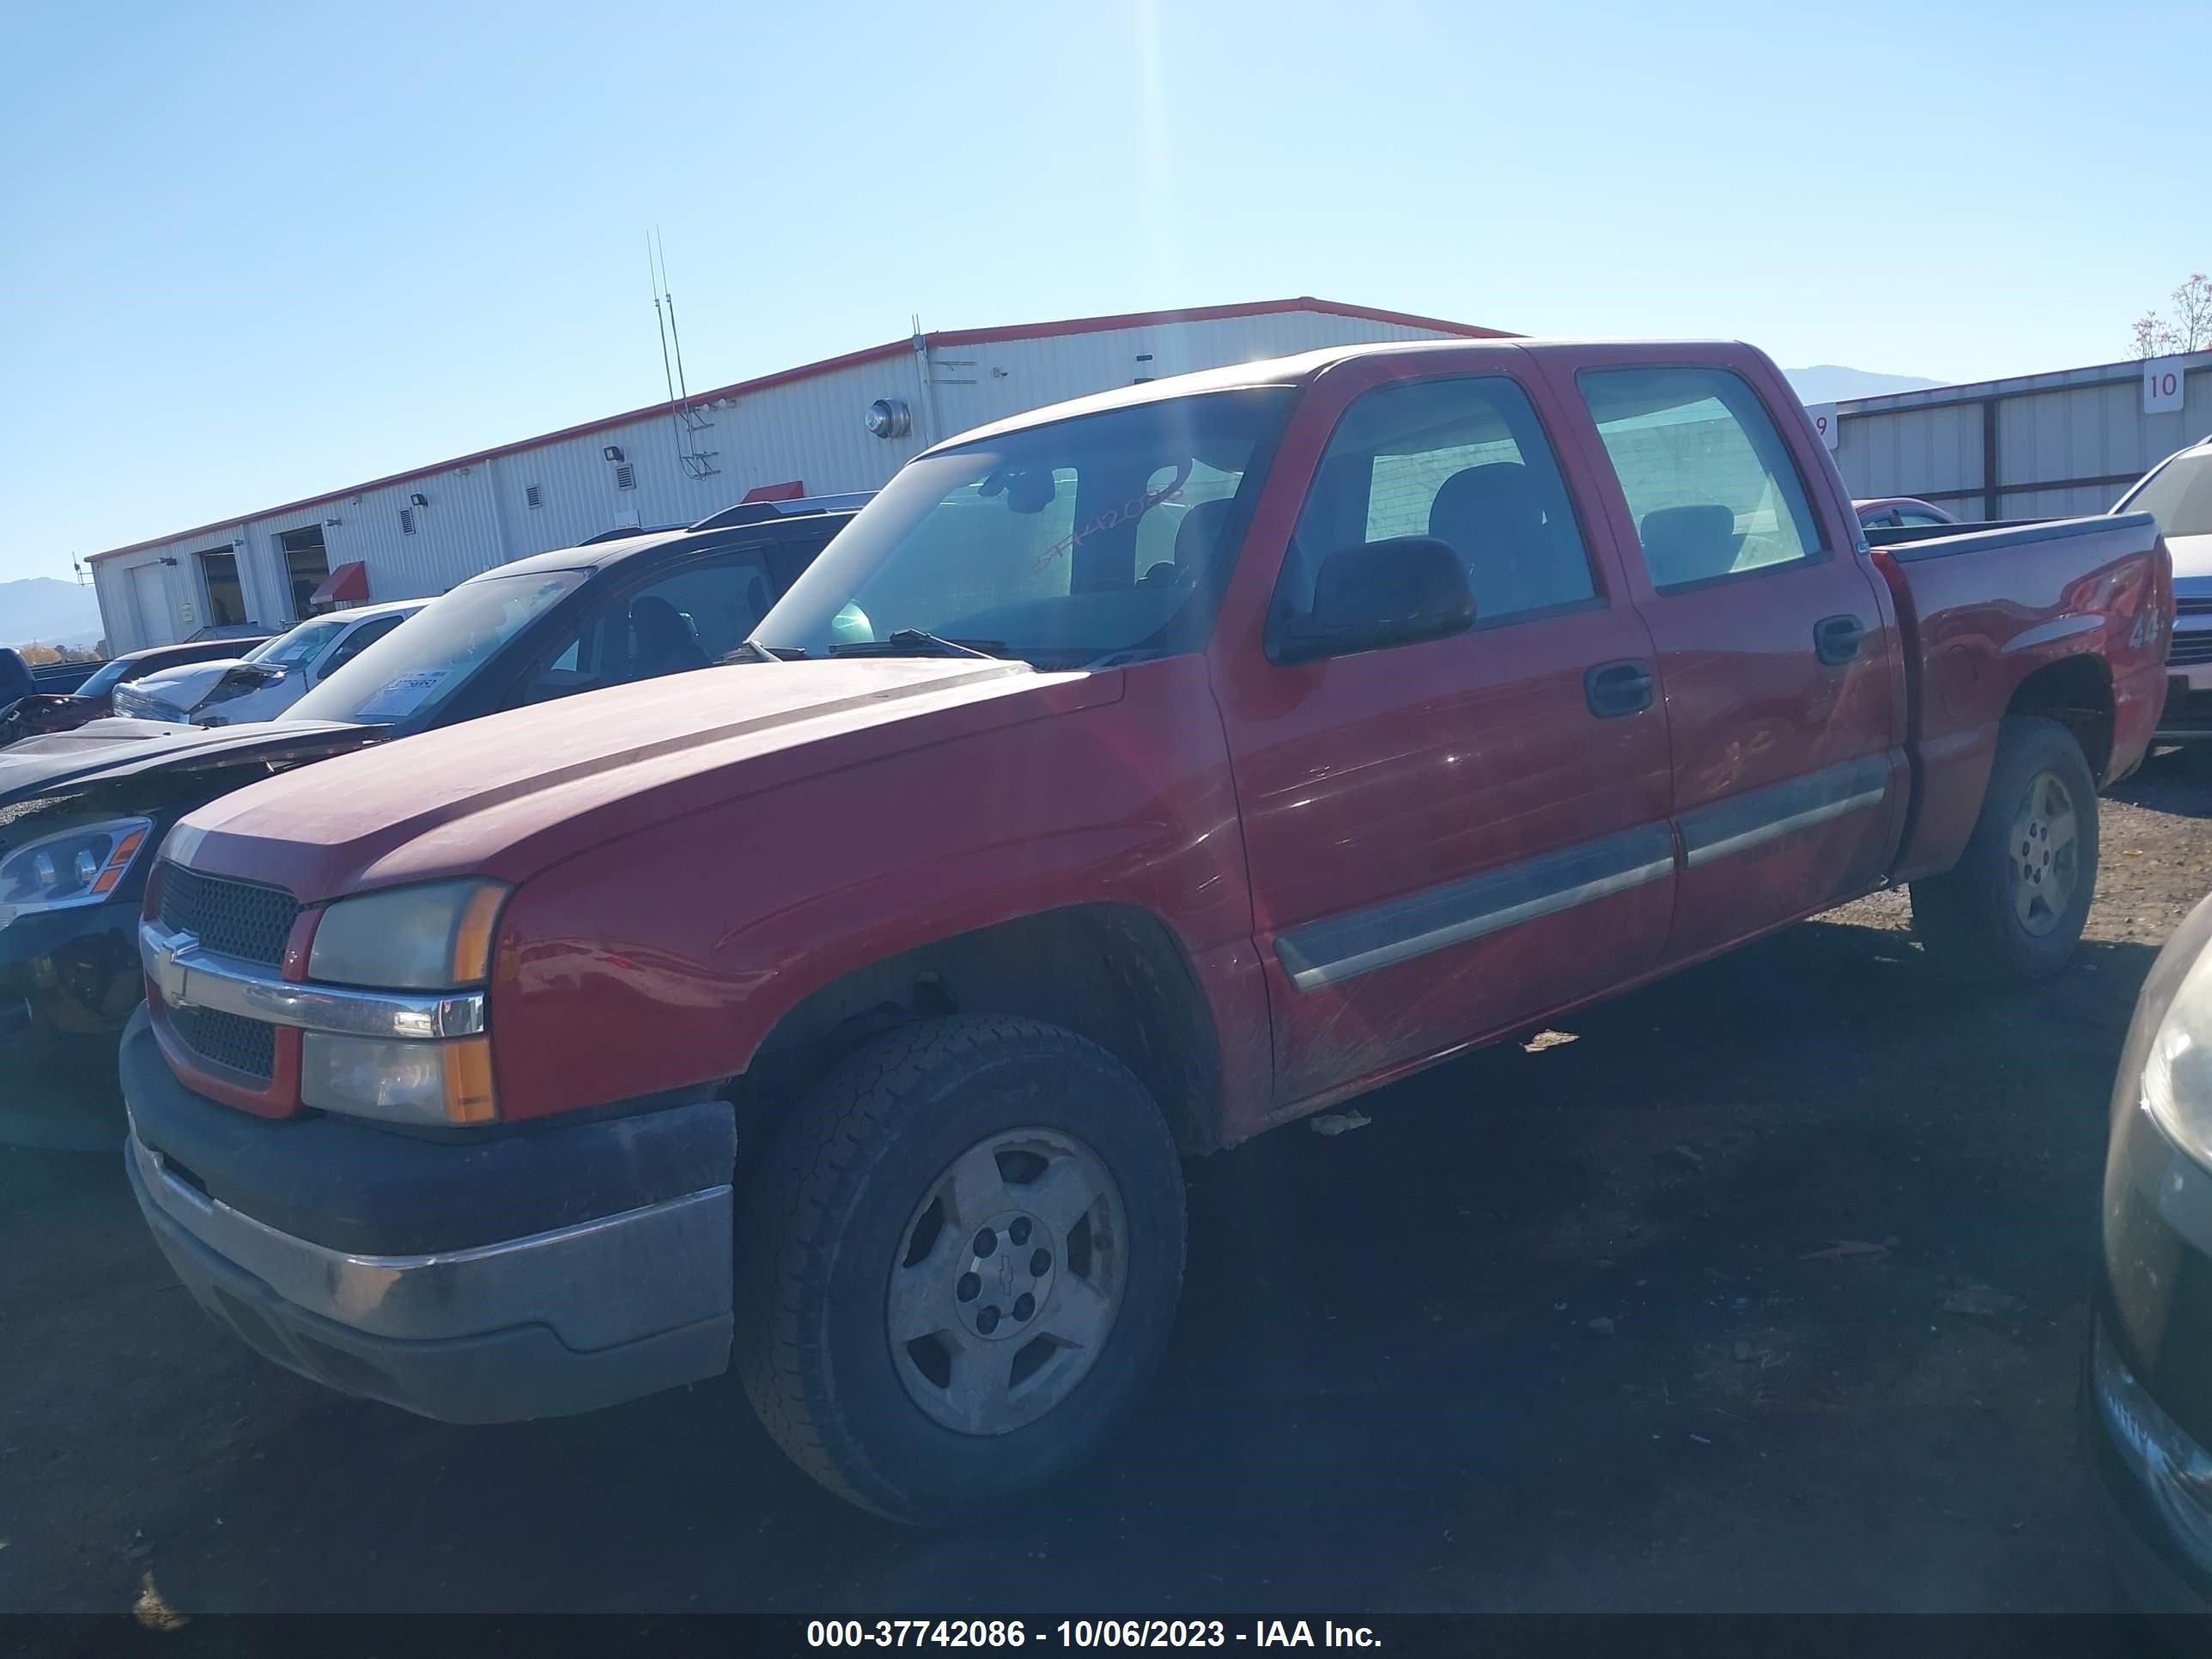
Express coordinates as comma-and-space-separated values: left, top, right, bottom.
86, 307, 1467, 648
1835, 401, 1981, 500
1835, 350, 2212, 518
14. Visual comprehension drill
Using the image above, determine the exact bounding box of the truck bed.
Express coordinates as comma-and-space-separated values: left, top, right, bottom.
1870, 510, 2170, 880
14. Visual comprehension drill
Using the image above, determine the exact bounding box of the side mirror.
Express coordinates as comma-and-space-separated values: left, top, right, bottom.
1276, 536, 1476, 664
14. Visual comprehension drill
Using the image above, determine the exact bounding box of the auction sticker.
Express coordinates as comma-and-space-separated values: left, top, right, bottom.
353, 670, 449, 721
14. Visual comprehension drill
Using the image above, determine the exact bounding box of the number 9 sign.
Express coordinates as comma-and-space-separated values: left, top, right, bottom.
1808, 403, 1839, 451
2144, 356, 2187, 415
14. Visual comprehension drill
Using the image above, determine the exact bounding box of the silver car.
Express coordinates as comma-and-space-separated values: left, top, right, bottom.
2118, 434, 2212, 742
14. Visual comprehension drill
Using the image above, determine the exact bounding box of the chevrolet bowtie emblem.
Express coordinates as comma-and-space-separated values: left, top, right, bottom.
155, 933, 200, 1008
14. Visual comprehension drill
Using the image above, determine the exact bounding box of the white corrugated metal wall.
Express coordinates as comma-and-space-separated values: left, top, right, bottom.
87, 307, 1468, 653
1833, 351, 2212, 522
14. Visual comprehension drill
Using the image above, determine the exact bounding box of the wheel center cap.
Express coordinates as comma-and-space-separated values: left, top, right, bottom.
954, 1209, 1054, 1341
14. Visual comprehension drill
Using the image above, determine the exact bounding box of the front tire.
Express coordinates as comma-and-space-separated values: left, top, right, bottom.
734, 1015, 1187, 1524
1911, 714, 2099, 984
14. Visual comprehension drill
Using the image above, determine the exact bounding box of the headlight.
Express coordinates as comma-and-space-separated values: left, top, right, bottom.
0, 817, 153, 926
307, 879, 509, 990
301, 1033, 496, 1126
2140, 945, 2212, 1171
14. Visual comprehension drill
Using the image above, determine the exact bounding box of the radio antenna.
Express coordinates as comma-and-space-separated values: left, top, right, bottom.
658, 228, 696, 408
650, 234, 681, 455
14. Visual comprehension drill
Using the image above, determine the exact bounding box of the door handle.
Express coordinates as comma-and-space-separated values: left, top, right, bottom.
1814, 614, 1868, 665
1584, 658, 1655, 719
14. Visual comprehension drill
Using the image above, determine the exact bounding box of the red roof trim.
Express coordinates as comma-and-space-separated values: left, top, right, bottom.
88, 298, 1504, 564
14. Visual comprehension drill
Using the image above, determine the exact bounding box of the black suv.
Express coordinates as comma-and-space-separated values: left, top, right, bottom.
0, 496, 863, 1146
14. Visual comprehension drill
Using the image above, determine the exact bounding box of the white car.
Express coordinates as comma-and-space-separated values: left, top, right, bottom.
112, 601, 426, 727
2116, 434, 2212, 742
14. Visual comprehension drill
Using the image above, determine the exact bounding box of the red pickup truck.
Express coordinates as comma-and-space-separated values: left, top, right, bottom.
119, 338, 2170, 1522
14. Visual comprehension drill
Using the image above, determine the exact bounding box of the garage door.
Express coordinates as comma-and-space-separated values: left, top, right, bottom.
131, 562, 175, 647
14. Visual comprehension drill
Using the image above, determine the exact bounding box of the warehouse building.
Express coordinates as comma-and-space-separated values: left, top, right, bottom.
1828, 347, 2212, 522
86, 298, 1504, 653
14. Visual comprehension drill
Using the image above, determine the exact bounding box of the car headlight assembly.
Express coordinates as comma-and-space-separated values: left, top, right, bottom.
0, 817, 154, 926
307, 878, 509, 991
2140, 945, 2212, 1172
301, 879, 510, 1126
301, 1031, 497, 1126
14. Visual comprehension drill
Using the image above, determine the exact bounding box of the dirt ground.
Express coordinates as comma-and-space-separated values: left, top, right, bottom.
4, 757, 2211, 1616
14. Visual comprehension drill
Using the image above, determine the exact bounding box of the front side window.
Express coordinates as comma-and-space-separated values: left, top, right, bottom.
519, 554, 778, 704
1580, 367, 1825, 592
756, 389, 1291, 666
1277, 374, 1597, 627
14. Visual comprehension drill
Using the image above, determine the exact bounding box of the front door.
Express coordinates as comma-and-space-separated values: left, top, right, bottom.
1559, 355, 1901, 963
1209, 355, 1676, 1111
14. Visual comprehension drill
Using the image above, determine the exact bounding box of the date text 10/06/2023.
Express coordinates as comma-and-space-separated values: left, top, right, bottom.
805, 1621, 1383, 1649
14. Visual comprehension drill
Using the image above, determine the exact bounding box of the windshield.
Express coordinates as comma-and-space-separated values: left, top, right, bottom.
2122, 451, 2212, 538
755, 389, 1291, 666
73, 657, 134, 697
258, 618, 347, 667
288, 569, 587, 728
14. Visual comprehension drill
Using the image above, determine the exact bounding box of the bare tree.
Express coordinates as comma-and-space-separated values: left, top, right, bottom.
2132, 273, 2212, 356
2133, 311, 2179, 358
2172, 272, 2212, 353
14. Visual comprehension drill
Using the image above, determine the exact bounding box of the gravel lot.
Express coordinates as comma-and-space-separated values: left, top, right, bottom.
4, 756, 2210, 1616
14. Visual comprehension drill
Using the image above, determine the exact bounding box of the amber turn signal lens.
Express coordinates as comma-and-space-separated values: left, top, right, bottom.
449, 884, 508, 986
442, 1036, 498, 1125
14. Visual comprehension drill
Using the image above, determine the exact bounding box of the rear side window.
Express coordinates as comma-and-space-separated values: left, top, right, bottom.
1279, 375, 1597, 627
1580, 367, 1825, 592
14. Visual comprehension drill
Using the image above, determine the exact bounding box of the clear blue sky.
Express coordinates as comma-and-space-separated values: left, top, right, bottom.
3, 0, 2205, 585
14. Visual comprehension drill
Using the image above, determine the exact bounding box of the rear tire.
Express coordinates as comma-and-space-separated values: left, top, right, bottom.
734, 1015, 1187, 1524
1911, 714, 2098, 984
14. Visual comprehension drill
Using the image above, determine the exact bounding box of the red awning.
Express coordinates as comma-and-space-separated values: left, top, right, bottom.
740, 479, 805, 504
308, 562, 370, 605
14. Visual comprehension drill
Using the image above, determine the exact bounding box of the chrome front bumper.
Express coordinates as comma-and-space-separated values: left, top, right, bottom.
127, 1123, 736, 1422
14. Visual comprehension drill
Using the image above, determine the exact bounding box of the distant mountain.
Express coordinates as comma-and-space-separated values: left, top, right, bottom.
0, 576, 105, 651
1784, 365, 1946, 404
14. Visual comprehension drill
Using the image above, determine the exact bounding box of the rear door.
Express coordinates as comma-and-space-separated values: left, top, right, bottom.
1544, 349, 1902, 962
1208, 350, 1676, 1108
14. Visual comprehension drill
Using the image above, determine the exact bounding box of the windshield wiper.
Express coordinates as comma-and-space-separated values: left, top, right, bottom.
831, 629, 1006, 660
724, 639, 805, 664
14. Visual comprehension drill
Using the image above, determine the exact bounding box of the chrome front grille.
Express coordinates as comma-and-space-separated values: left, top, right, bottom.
167, 1004, 277, 1082
2170, 633, 2212, 667
155, 865, 299, 968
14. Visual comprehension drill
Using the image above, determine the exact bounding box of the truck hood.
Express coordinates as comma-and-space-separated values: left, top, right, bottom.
0, 718, 378, 809
173, 658, 1104, 902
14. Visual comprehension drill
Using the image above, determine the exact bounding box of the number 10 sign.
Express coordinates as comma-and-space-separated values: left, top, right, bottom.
2144, 356, 2188, 415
